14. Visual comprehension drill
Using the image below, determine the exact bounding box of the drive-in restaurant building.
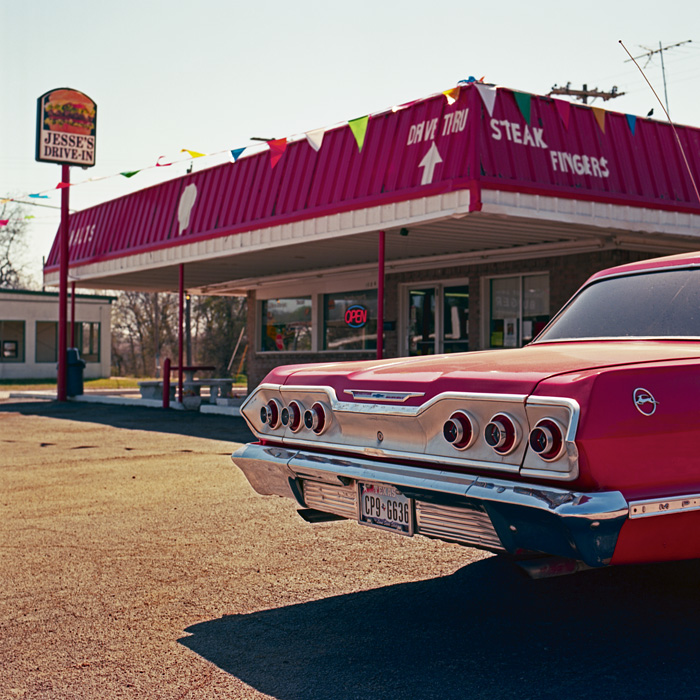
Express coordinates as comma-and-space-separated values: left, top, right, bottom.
43, 82, 700, 389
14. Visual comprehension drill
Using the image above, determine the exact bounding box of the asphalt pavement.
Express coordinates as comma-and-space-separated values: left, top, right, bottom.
1, 399, 699, 699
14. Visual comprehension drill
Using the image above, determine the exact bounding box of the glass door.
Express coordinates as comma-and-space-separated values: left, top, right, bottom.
408, 287, 436, 356
406, 282, 469, 355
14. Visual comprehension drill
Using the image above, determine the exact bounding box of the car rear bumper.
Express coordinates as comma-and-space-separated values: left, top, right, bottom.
232, 442, 628, 567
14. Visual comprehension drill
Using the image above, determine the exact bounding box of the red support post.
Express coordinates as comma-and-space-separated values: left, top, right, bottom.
178, 264, 184, 404
162, 357, 171, 408
377, 230, 385, 360
57, 164, 70, 401
70, 281, 76, 349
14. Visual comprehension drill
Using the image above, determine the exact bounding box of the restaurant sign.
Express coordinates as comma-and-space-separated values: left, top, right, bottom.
36, 87, 97, 167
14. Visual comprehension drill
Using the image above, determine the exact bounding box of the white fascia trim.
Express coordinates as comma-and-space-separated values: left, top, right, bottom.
481, 189, 700, 237
47, 190, 472, 286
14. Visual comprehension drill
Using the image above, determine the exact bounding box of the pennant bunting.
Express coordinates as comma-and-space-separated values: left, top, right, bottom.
0, 219, 9, 226
181, 149, 206, 158
513, 92, 531, 124
553, 98, 571, 129
230, 147, 246, 162
0, 198, 10, 204
443, 87, 461, 105
591, 106, 606, 133
305, 127, 325, 152
626, 114, 637, 135
24, 215, 35, 220
56, 182, 70, 189
475, 83, 498, 116
29, 193, 49, 199
268, 138, 287, 168
120, 171, 141, 178
348, 115, 369, 152
156, 155, 172, 167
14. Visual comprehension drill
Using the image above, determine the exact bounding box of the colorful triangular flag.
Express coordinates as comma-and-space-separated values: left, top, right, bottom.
156, 155, 172, 167
348, 116, 369, 152
28, 193, 49, 199
268, 138, 287, 168
591, 106, 606, 134
230, 147, 246, 162
513, 92, 531, 124
0, 219, 9, 226
626, 114, 637, 135
305, 128, 325, 152
120, 171, 140, 178
56, 182, 70, 189
181, 149, 206, 158
443, 87, 461, 106
553, 98, 571, 129
475, 83, 498, 116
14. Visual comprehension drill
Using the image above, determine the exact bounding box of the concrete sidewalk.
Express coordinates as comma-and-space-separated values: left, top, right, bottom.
3, 388, 244, 416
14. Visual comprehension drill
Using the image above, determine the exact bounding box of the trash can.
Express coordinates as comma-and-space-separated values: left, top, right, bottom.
66, 348, 86, 397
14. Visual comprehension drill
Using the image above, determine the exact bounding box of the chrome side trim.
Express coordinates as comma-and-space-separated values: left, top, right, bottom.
629, 494, 700, 519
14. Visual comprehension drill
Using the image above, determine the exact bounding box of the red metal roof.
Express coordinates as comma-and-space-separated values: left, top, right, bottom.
46, 84, 700, 274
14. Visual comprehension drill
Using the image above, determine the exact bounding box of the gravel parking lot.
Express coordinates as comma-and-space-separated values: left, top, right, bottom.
2, 399, 700, 699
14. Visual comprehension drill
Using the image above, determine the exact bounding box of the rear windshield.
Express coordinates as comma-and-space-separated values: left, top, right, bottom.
535, 268, 700, 342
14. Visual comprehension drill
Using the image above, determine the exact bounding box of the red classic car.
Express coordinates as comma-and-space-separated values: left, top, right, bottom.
233, 251, 700, 576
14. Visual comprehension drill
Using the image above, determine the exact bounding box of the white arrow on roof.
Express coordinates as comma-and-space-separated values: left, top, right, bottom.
418, 142, 443, 185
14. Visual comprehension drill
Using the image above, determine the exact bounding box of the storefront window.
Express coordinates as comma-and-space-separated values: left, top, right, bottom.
76, 322, 100, 362
324, 290, 377, 351
489, 274, 549, 348
0, 321, 25, 362
36, 321, 57, 363
261, 297, 312, 351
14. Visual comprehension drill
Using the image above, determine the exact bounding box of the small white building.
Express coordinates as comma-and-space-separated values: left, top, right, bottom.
0, 289, 114, 380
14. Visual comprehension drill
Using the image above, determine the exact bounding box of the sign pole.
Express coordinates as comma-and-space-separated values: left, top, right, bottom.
57, 164, 70, 401
377, 230, 385, 360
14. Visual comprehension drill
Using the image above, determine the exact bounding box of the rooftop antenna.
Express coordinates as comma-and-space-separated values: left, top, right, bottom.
620, 39, 700, 204
623, 39, 691, 116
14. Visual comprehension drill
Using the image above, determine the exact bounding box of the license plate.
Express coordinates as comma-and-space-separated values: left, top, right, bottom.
358, 481, 414, 535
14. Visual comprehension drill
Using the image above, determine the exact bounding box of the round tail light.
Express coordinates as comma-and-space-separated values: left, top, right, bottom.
443, 411, 477, 450
260, 399, 282, 429
303, 402, 329, 434
282, 400, 304, 432
484, 413, 520, 455
529, 418, 566, 461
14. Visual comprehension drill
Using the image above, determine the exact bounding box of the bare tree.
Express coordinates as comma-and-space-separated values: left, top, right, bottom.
0, 202, 30, 289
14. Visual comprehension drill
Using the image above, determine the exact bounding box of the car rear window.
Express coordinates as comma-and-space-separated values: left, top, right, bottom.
535, 268, 700, 341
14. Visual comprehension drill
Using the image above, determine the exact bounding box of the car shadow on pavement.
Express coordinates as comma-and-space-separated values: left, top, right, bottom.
179, 555, 700, 700
0, 400, 254, 444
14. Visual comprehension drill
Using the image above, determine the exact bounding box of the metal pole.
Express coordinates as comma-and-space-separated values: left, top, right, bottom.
70, 281, 76, 350
377, 230, 385, 360
162, 357, 171, 409
57, 164, 70, 402
659, 41, 670, 115
178, 264, 184, 404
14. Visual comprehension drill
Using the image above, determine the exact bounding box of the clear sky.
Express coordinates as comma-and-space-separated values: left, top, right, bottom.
2, 0, 699, 285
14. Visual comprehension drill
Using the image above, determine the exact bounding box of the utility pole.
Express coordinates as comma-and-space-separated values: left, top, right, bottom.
624, 40, 692, 116
548, 83, 626, 104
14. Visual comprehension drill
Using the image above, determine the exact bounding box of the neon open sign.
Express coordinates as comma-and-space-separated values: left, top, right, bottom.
345, 304, 368, 328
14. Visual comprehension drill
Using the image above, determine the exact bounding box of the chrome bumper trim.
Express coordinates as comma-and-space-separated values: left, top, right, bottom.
232, 443, 628, 567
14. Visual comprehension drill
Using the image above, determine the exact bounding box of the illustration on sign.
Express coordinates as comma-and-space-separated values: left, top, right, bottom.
36, 88, 97, 167
178, 184, 198, 235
